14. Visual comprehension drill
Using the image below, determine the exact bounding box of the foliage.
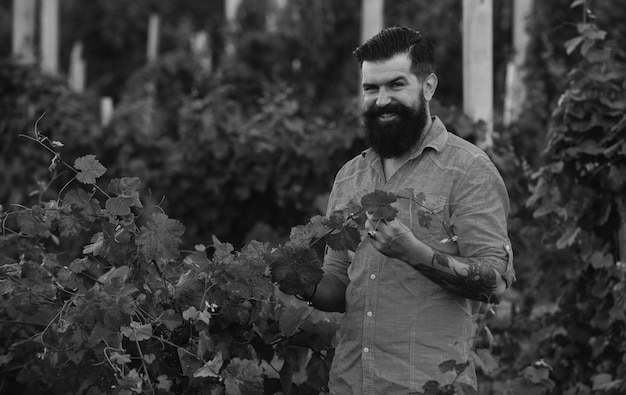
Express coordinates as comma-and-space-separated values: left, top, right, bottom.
0, 60, 103, 207
0, 128, 523, 394
484, 1, 626, 394
100, 49, 365, 249
0, 131, 341, 395
523, 4, 626, 391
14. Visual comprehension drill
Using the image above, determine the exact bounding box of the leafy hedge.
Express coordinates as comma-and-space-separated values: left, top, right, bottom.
0, 134, 342, 394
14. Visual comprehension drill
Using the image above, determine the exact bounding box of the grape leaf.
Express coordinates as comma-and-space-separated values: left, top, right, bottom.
288, 216, 328, 249
88, 324, 117, 347
121, 322, 153, 341
438, 359, 469, 375
360, 190, 398, 221
136, 213, 185, 262
105, 196, 141, 216
156, 375, 173, 391
74, 155, 107, 184
193, 351, 223, 378
106, 178, 143, 216
267, 246, 323, 295
340, 199, 367, 229
58, 210, 89, 237
325, 226, 361, 251
102, 222, 137, 266
59, 189, 101, 236
108, 177, 141, 195
63, 189, 101, 221
223, 358, 264, 395
306, 352, 332, 391
418, 210, 433, 229
160, 309, 183, 331
472, 349, 499, 375
17, 206, 49, 237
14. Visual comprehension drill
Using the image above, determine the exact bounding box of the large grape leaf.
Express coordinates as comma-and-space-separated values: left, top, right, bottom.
74, 155, 107, 184
108, 177, 141, 195
105, 178, 143, 216
136, 213, 185, 262
325, 226, 361, 252
63, 188, 102, 221
17, 206, 48, 237
288, 215, 328, 249
360, 189, 398, 221
267, 246, 323, 295
223, 358, 264, 395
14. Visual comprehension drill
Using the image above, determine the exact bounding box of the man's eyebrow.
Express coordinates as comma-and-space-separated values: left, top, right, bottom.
387, 76, 407, 85
362, 76, 406, 89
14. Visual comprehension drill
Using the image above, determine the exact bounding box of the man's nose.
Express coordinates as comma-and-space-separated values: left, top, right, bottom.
376, 88, 392, 107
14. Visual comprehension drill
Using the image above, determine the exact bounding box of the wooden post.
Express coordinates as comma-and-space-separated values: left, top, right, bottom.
361, 0, 384, 43
463, 0, 493, 149
224, 0, 243, 56
40, 0, 59, 74
147, 14, 160, 63
12, 0, 37, 64
225, 0, 243, 23
100, 97, 114, 127
68, 41, 86, 93
504, 0, 532, 126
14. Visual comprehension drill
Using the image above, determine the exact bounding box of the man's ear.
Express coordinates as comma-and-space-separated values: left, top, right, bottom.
423, 73, 438, 101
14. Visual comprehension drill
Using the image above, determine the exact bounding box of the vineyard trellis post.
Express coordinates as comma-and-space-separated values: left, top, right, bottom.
504, 0, 532, 126
40, 0, 59, 74
463, 0, 494, 149
11, 0, 36, 64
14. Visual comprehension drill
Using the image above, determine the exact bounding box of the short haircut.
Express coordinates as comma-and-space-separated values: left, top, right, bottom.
353, 26, 435, 80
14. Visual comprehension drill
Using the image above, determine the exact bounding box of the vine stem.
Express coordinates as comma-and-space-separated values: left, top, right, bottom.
132, 328, 155, 394
18, 132, 112, 201
308, 207, 367, 250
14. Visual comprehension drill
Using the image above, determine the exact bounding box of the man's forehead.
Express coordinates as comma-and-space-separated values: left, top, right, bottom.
361, 54, 414, 82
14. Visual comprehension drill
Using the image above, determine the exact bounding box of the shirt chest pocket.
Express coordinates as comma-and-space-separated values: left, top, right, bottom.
406, 193, 450, 245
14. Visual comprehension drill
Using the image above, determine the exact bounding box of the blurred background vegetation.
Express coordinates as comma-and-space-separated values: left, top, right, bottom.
1, 0, 626, 393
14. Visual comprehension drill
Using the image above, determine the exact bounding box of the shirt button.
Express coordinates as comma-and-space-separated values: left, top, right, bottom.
363, 347, 369, 353
370, 274, 376, 280
366, 311, 373, 317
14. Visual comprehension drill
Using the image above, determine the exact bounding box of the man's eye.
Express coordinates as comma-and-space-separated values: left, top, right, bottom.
391, 82, 404, 89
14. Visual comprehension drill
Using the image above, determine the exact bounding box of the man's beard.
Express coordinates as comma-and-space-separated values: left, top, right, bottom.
362, 100, 428, 159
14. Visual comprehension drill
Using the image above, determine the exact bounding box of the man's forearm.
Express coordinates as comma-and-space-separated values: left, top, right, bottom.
395, 234, 506, 303
410, 253, 503, 303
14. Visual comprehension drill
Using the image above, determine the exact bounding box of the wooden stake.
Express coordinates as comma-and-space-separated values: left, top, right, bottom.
360, 0, 384, 44
40, 0, 60, 74
147, 14, 160, 63
12, 0, 37, 64
68, 41, 86, 93
463, 0, 493, 149
504, 0, 532, 126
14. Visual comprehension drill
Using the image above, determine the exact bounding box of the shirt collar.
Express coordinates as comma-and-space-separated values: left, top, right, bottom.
360, 116, 448, 162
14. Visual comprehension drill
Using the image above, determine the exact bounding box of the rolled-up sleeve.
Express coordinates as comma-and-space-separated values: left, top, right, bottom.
450, 156, 516, 286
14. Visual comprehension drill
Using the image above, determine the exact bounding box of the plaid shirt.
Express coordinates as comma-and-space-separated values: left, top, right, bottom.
323, 117, 514, 394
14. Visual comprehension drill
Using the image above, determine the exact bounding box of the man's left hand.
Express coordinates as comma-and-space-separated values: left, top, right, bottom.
364, 212, 416, 260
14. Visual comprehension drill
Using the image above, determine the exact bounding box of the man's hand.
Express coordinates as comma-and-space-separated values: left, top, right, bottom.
364, 212, 416, 260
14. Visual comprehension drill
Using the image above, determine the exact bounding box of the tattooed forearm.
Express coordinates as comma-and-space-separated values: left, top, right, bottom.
413, 253, 500, 304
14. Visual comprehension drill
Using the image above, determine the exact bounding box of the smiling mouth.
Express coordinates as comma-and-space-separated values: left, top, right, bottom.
378, 113, 398, 121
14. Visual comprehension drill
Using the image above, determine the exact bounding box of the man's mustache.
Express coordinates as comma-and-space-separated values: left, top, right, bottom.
363, 103, 412, 118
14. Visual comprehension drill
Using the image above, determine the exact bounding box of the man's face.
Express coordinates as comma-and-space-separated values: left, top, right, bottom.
361, 53, 428, 159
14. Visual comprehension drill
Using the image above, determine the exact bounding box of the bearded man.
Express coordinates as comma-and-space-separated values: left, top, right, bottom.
290, 27, 515, 394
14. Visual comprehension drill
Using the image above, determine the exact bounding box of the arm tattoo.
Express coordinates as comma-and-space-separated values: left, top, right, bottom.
413, 253, 500, 304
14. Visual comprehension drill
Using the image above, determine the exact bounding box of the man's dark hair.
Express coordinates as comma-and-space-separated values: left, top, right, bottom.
353, 26, 435, 80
